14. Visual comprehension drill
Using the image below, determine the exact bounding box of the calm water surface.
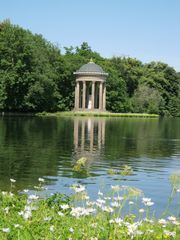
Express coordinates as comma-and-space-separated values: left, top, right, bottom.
0, 116, 180, 216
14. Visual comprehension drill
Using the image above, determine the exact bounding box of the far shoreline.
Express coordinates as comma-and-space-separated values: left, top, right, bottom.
36, 111, 159, 118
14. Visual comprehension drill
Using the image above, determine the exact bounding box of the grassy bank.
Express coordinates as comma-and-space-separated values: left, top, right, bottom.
37, 111, 159, 118
0, 176, 179, 240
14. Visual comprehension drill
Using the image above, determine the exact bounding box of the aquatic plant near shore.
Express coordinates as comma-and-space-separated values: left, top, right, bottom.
170, 171, 180, 192
107, 164, 134, 176
73, 157, 89, 173
120, 165, 134, 176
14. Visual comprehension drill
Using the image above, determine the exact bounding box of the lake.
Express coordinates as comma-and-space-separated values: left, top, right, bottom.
0, 116, 180, 216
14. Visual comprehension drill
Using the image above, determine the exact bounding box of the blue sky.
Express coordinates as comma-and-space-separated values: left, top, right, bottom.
0, 0, 180, 71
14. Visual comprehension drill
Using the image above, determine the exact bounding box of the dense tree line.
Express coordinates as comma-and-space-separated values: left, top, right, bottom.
0, 20, 180, 116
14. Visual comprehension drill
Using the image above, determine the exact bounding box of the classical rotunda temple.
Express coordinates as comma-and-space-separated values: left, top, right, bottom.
74, 60, 108, 111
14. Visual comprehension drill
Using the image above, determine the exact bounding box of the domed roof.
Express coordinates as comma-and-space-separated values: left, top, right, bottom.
74, 59, 108, 76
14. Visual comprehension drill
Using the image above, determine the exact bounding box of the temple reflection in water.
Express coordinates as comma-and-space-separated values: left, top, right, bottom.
73, 118, 105, 158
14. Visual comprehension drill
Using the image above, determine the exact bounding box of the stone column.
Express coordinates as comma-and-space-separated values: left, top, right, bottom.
91, 81, 95, 110
99, 82, 103, 110
95, 83, 98, 109
75, 81, 80, 110
82, 81, 86, 109
74, 83, 77, 109
103, 83, 106, 111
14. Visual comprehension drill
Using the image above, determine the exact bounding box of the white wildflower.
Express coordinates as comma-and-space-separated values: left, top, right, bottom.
14, 224, 22, 229
164, 230, 176, 237
95, 202, 102, 207
142, 197, 154, 206
2, 191, 7, 195
19, 205, 33, 220
31, 206, 38, 211
114, 218, 123, 225
18, 211, 24, 216
142, 197, 151, 203
83, 195, 90, 200
129, 201, 134, 205
144, 218, 154, 223
50, 225, 54, 232
86, 201, 96, 206
96, 199, 105, 205
28, 195, 39, 200
114, 196, 124, 201
10, 178, 16, 183
23, 210, 32, 220
60, 204, 70, 210
101, 206, 114, 213
168, 216, 176, 221
172, 220, 180, 226
126, 222, 140, 236
111, 201, 120, 208
139, 208, 145, 213
70, 207, 96, 218
91, 223, 97, 228
104, 197, 111, 200
44, 217, 52, 221
146, 201, 154, 206
69, 227, 74, 233
158, 219, 167, 225
38, 177, 45, 182
72, 184, 85, 193
136, 230, 143, 235
109, 219, 114, 224
23, 189, 29, 193
111, 185, 120, 191
58, 211, 64, 216
24, 206, 31, 212
34, 186, 42, 190
4, 207, 9, 214
98, 190, 103, 196
2, 228, 10, 233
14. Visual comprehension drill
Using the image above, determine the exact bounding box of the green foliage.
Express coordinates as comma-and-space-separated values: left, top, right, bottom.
132, 84, 164, 114
167, 96, 180, 117
0, 20, 63, 112
46, 193, 70, 208
139, 62, 180, 116
0, 20, 180, 115
111, 57, 143, 97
